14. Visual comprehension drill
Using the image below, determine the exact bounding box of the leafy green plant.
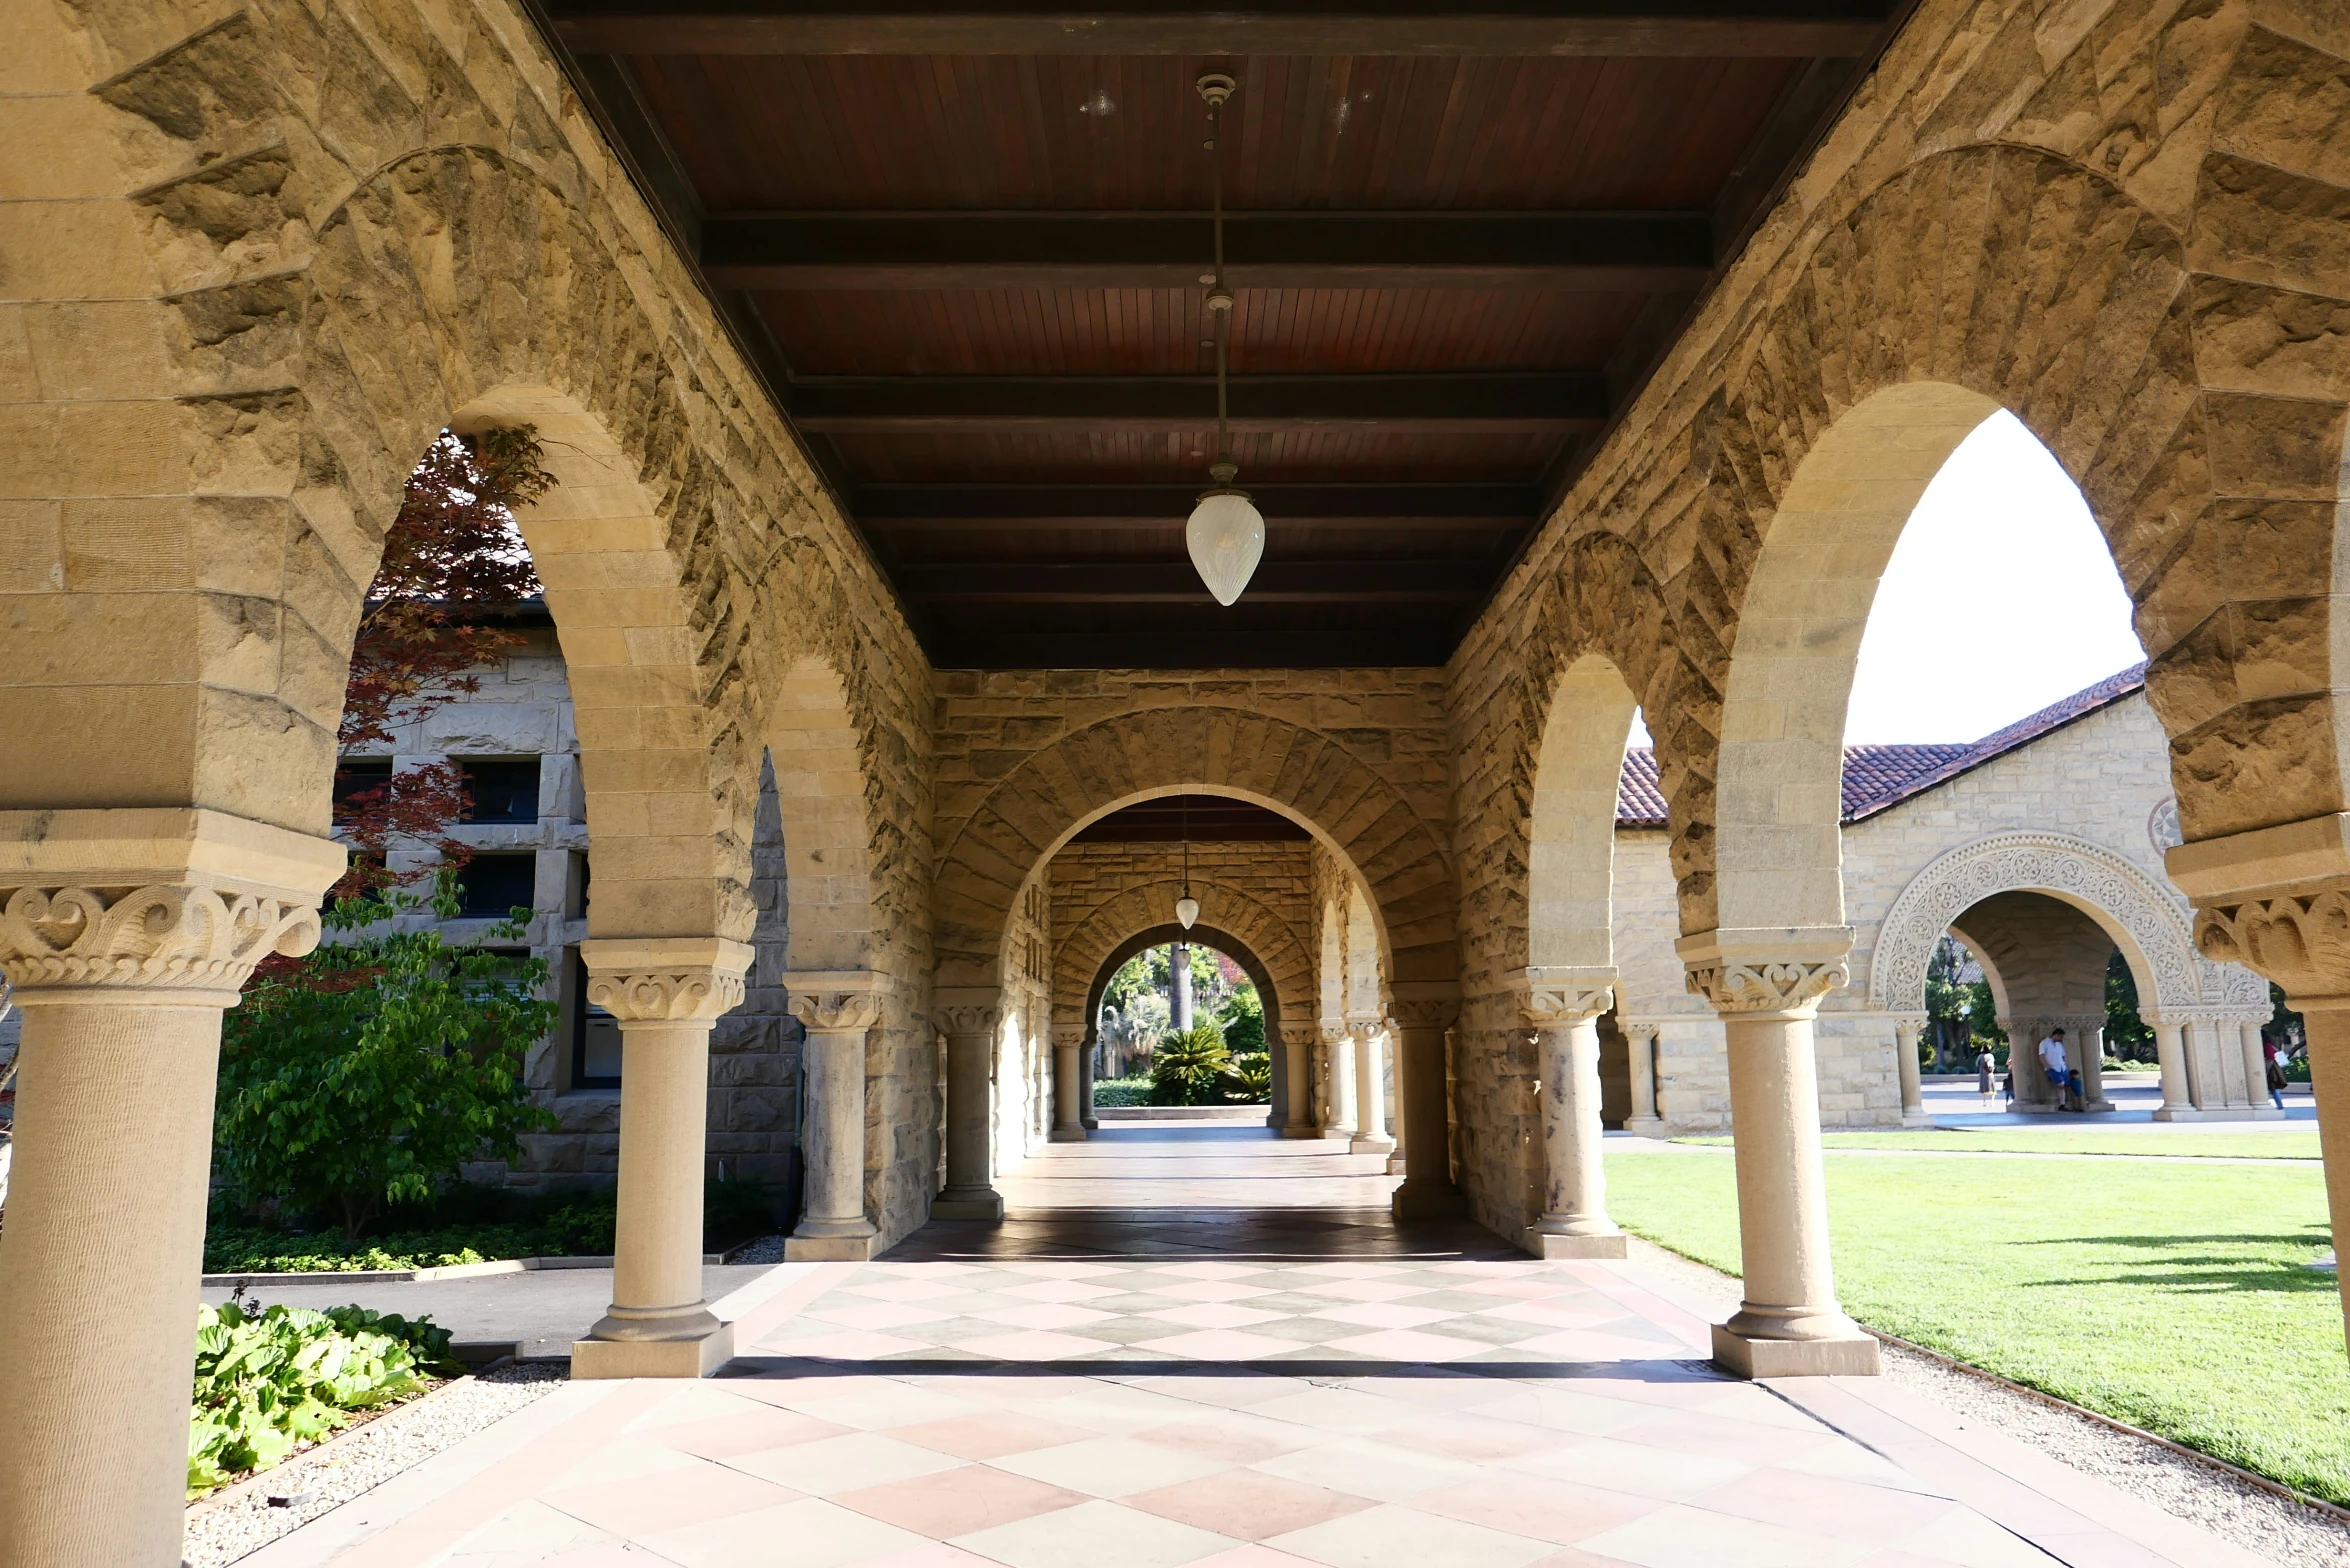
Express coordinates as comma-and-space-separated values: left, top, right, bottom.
1093, 1076, 1153, 1108
214, 877, 559, 1241
1224, 1051, 1272, 1103
188, 1301, 458, 1496
1151, 1022, 1232, 1106
1217, 987, 1266, 1055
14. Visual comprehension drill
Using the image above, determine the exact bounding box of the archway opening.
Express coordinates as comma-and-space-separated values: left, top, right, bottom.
1091, 929, 1274, 1110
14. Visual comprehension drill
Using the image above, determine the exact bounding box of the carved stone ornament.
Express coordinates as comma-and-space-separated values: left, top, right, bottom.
2194, 890, 2350, 1003
1684, 956, 1848, 1015
1516, 966, 1615, 1027
0, 882, 322, 1000
588, 967, 747, 1023
1869, 832, 2203, 1011
1346, 1018, 1389, 1041
787, 990, 885, 1034
1389, 998, 1458, 1030
933, 1004, 1001, 1036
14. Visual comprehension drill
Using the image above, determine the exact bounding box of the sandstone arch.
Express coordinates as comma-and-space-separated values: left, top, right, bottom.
1526, 652, 1643, 971
1056, 881, 1312, 1042
1869, 832, 2204, 1015
934, 709, 1454, 997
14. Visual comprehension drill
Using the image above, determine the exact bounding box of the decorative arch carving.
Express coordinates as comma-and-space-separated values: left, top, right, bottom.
1869, 833, 2204, 1013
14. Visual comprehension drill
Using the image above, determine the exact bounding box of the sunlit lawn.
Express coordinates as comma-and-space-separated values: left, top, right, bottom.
1673, 1129, 2322, 1160
1606, 1146, 2350, 1502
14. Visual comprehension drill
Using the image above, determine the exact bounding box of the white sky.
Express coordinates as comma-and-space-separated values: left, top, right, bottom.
1626, 410, 2143, 750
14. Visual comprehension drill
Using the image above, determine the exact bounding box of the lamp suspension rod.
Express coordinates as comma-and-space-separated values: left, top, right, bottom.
1210, 96, 1230, 469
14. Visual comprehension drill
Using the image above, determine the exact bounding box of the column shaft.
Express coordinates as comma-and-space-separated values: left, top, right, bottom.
1080, 1035, 1100, 1131
0, 1000, 226, 1568
788, 1017, 879, 1259
1280, 1029, 1316, 1138
1350, 1025, 1392, 1154
936, 1003, 1005, 1219
1390, 1017, 1462, 1217
1893, 1018, 1930, 1127
2080, 1023, 2112, 1111
1050, 1032, 1086, 1141
2306, 1006, 2350, 1337
1527, 1016, 1623, 1257
2151, 1019, 2199, 1120
1319, 1030, 1357, 1139
605, 1022, 718, 1332
1625, 1023, 1663, 1134
2240, 1021, 2282, 1118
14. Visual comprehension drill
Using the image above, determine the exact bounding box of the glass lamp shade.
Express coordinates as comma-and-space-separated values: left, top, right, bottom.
1186, 489, 1265, 606
1175, 893, 1200, 929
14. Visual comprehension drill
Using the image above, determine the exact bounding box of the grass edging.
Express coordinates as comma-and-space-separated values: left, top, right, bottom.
1619, 1222, 2350, 1527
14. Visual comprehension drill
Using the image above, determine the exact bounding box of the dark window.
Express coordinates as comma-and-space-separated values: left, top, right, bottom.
459, 757, 542, 823
571, 952, 621, 1089
455, 853, 537, 917
332, 757, 393, 823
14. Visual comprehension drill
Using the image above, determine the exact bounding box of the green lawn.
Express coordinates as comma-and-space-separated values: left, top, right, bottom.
1606, 1147, 2350, 1503
1672, 1129, 2321, 1160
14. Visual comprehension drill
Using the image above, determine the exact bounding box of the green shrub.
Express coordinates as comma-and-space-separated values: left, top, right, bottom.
1092, 1076, 1153, 1108
188, 1301, 458, 1496
214, 879, 558, 1240
1224, 1051, 1272, 1103
1217, 988, 1266, 1055
1151, 1023, 1232, 1105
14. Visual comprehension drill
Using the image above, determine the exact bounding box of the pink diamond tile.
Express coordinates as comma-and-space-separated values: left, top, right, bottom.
844, 1277, 970, 1302
1155, 1262, 1269, 1279
1133, 1413, 1322, 1466
756, 1329, 931, 1361
1154, 1280, 1275, 1303
1694, 1467, 1961, 1545
1190, 1548, 1330, 1568
805, 1300, 955, 1330
1290, 1277, 1435, 1303
1131, 1329, 1303, 1362
972, 1302, 1118, 1331
954, 1330, 1123, 1361
545, 1457, 802, 1539
996, 1261, 1122, 1278
1127, 1466, 1376, 1540
1000, 1278, 1125, 1303
889, 1412, 1101, 1461
1472, 1301, 1614, 1330
1428, 1261, 1523, 1277
1509, 1328, 1693, 1361
1412, 1472, 1665, 1545
1318, 1328, 1490, 1363
861, 1547, 1006, 1568
649, 1407, 852, 1461
1304, 1303, 1459, 1330
832, 1462, 1089, 1538
1450, 1276, 1582, 1300
1140, 1303, 1287, 1330
1286, 1262, 1402, 1279
1378, 1414, 1573, 1465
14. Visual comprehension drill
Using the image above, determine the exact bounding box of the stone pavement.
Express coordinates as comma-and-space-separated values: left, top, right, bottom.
243, 1124, 2281, 1568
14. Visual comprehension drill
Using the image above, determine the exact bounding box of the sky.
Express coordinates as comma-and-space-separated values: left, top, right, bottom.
1626, 410, 2144, 750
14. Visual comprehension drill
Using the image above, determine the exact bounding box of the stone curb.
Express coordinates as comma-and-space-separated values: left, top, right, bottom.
1093, 1105, 1274, 1121
203, 1239, 758, 1288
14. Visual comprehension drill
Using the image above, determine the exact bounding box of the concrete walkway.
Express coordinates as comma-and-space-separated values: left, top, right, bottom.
245, 1122, 2284, 1568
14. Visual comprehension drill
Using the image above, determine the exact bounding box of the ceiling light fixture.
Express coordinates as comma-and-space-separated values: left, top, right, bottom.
1186, 71, 1264, 608
1175, 794, 1200, 929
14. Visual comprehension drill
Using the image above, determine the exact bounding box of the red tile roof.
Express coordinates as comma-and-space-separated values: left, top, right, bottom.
1616, 663, 2148, 829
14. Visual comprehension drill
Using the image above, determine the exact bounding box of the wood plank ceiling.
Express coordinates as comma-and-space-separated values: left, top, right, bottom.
537, 2, 1910, 667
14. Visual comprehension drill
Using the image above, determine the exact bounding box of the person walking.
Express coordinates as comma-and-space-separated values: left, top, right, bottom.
1976, 1044, 1997, 1110
2265, 1038, 2289, 1112
2039, 1027, 2077, 1112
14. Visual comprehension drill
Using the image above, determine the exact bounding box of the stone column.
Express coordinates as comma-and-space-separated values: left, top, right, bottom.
1892, 1015, 1933, 1127
2147, 1014, 2200, 1120
784, 974, 884, 1261
2240, 1018, 2283, 1117
1049, 1022, 1087, 1142
1080, 1031, 1100, 1131
933, 991, 1005, 1218
1519, 968, 1626, 1258
1389, 988, 1465, 1218
2075, 1018, 2114, 1112
1348, 1018, 1393, 1155
0, 809, 343, 1568
1317, 1025, 1357, 1139
1679, 928, 1879, 1378
574, 936, 754, 1378
1279, 1022, 1317, 1137
1624, 1021, 1665, 1136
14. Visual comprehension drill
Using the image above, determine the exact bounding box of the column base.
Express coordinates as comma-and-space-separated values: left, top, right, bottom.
1899, 1110, 1936, 1128
1318, 1125, 1356, 1142
2082, 1098, 2117, 1113
1523, 1229, 1628, 1260
932, 1188, 1005, 1220
1279, 1123, 1319, 1140
573, 1320, 735, 1380
1710, 1322, 1879, 1379
2152, 1105, 2204, 1121
2179, 1105, 2282, 1121
1390, 1178, 1466, 1219
1048, 1125, 1088, 1142
1349, 1134, 1395, 1156
785, 1232, 880, 1261
1385, 1152, 1407, 1175
1080, 1114, 1100, 1131
1624, 1116, 1666, 1138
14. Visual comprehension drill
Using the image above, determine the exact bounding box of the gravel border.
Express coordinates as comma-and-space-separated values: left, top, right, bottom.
182, 1363, 566, 1568
1622, 1234, 2350, 1567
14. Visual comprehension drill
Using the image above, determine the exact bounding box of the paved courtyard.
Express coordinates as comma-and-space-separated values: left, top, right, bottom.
244, 1125, 2280, 1568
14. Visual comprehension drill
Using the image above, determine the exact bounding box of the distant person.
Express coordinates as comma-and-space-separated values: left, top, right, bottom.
2265, 1039, 2289, 1111
1976, 1045, 1997, 1109
2039, 1028, 2078, 1112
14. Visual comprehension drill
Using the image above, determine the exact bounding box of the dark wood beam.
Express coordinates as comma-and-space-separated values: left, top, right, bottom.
927, 627, 1460, 667
704, 211, 1713, 291
791, 372, 1603, 434
856, 481, 1543, 521
550, 1, 1890, 57
896, 560, 1491, 602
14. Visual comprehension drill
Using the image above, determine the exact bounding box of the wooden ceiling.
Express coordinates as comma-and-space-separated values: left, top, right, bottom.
538, 2, 1910, 667
1069, 794, 1313, 842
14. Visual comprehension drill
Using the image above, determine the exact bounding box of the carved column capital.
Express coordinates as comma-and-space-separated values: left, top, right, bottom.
785, 971, 885, 1034
1676, 927, 1852, 1019
2194, 890, 2350, 1006
0, 808, 346, 1007
583, 937, 753, 1023
1515, 965, 1616, 1026
931, 986, 1002, 1038
1388, 982, 1459, 1032
1316, 1023, 1352, 1048
1344, 1013, 1389, 1041
1051, 1022, 1087, 1049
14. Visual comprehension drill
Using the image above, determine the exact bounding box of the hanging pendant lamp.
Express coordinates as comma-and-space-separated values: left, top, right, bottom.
1187, 72, 1264, 607
1175, 795, 1200, 929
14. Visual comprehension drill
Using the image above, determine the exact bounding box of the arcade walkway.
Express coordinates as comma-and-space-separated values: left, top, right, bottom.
243, 1124, 2274, 1567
